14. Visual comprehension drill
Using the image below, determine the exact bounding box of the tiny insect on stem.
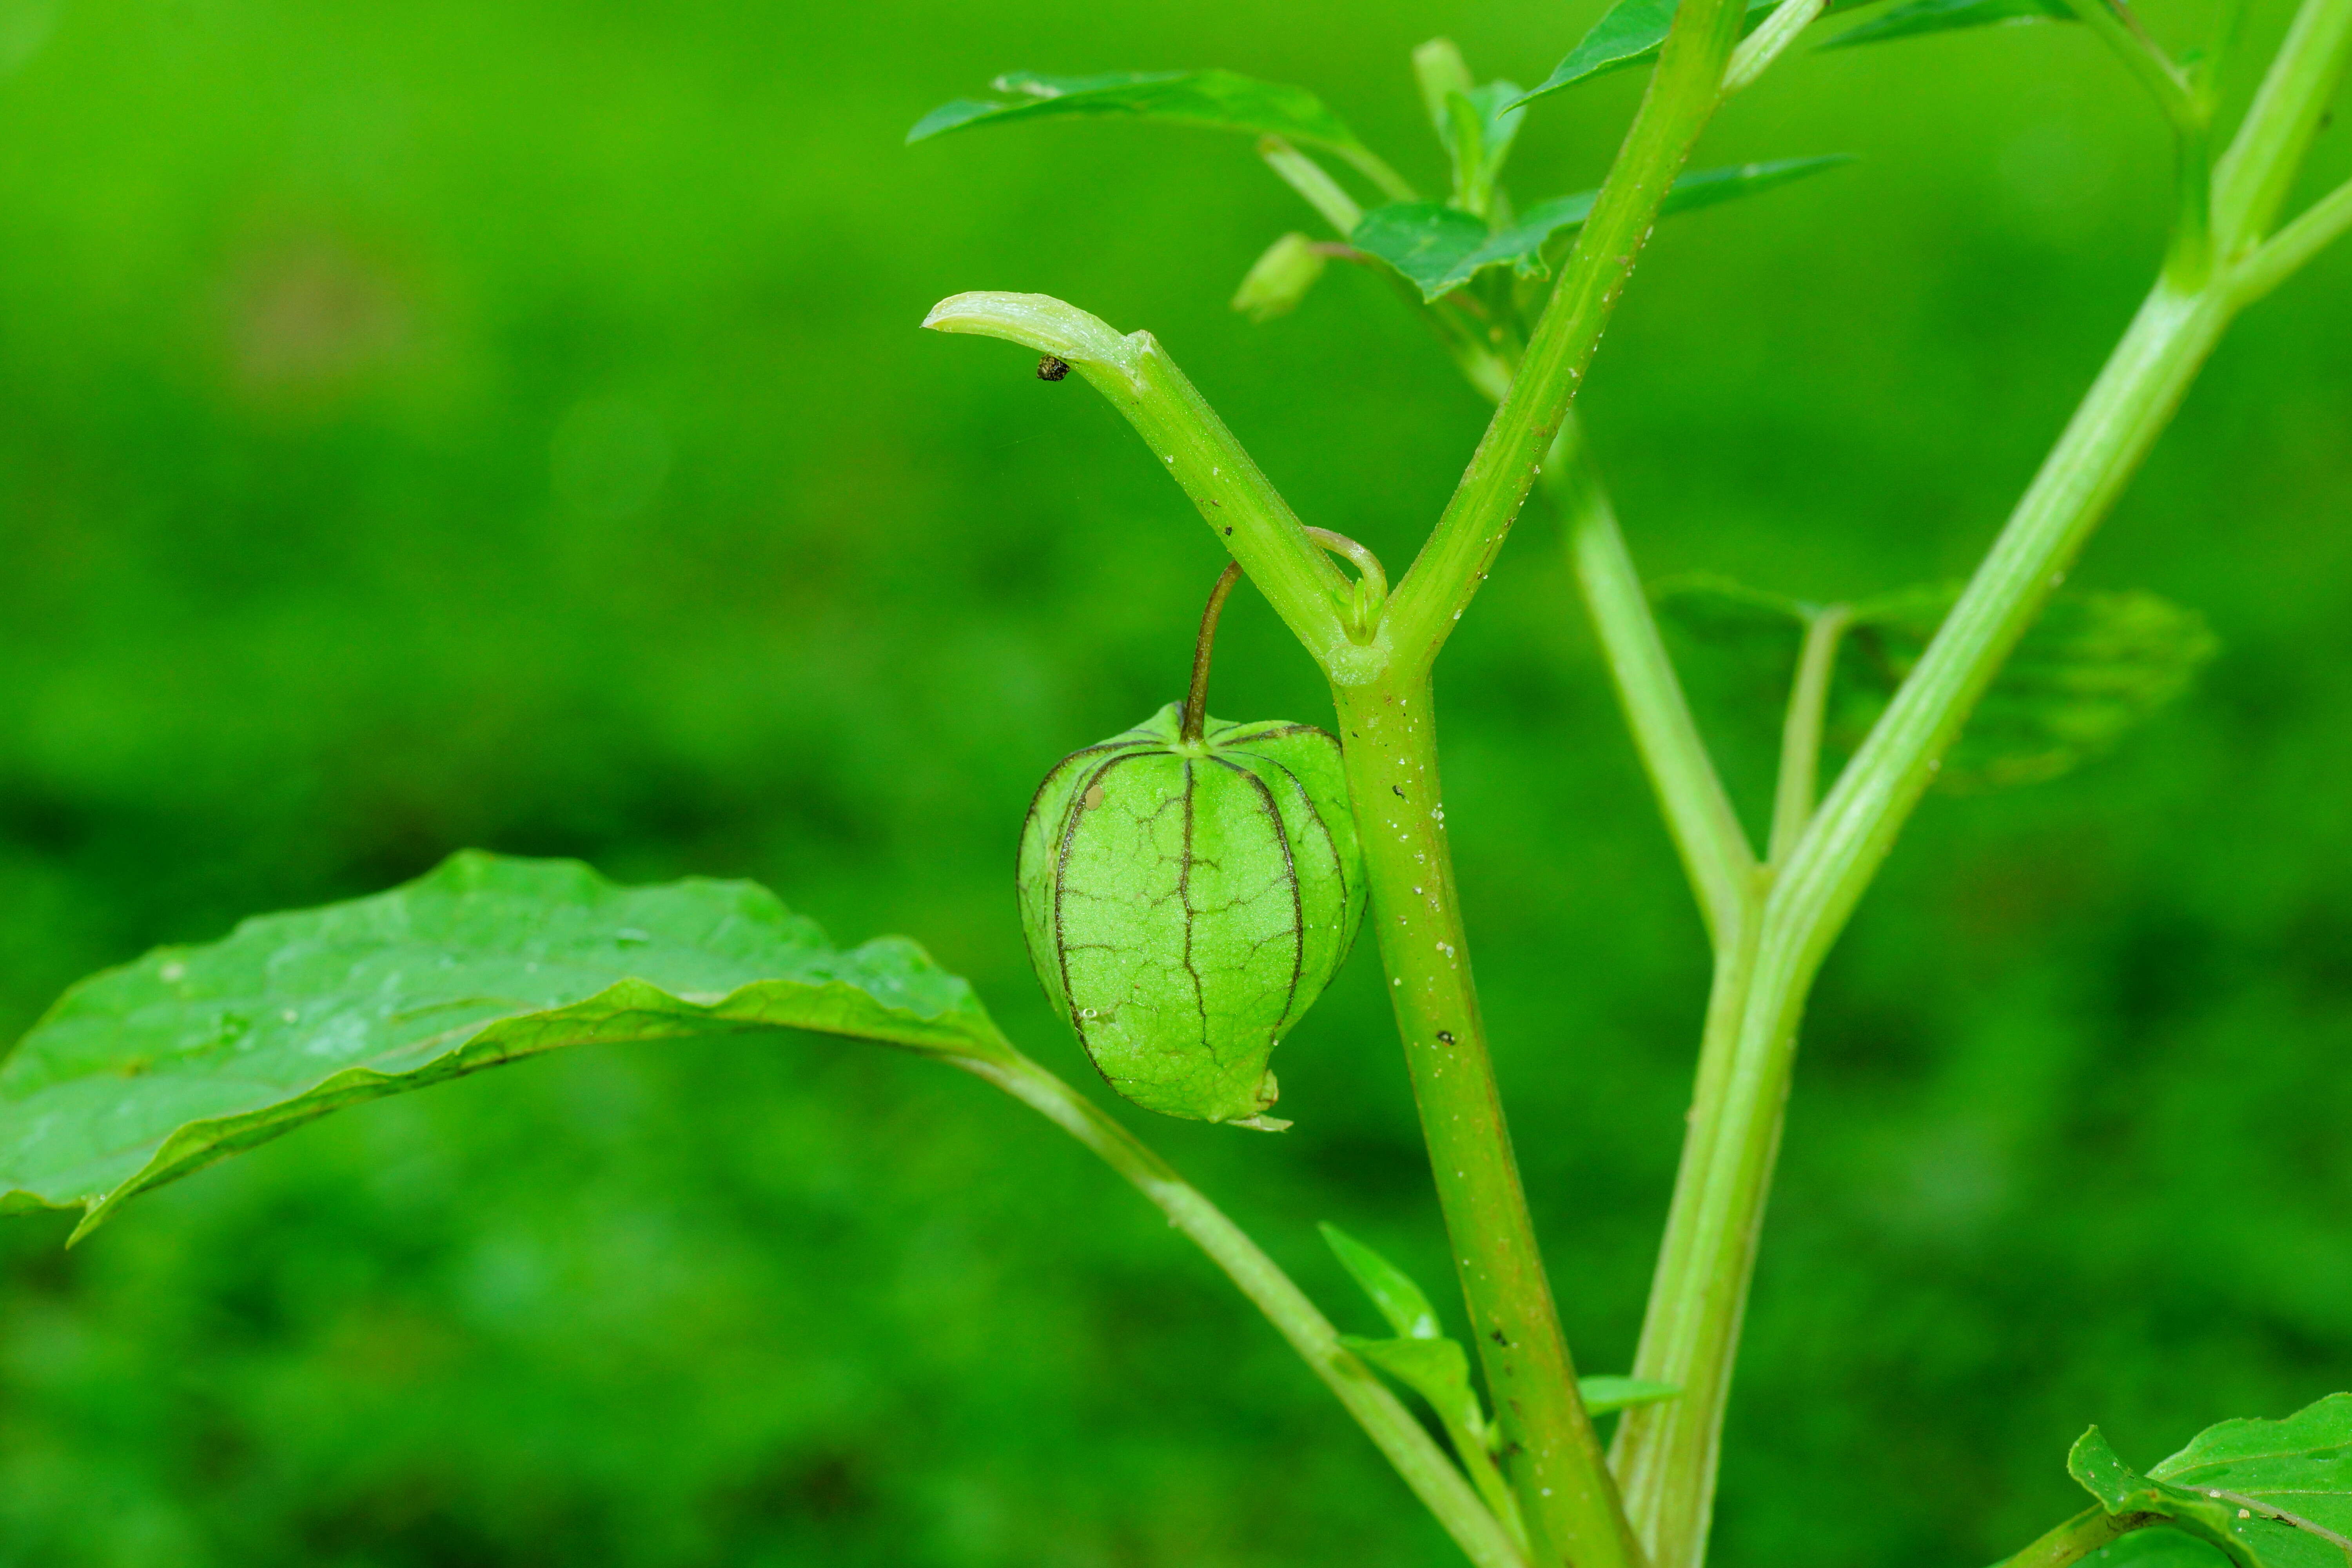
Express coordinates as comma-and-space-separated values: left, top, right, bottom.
1037, 354, 1071, 381
1182, 561, 1246, 743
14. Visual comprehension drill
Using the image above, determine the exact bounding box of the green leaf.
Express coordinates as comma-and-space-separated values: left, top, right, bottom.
0, 851, 1009, 1241
1342, 1334, 1488, 1439
1839, 584, 2218, 791
2069, 1396, 2352, 1567
1441, 82, 1527, 217
1821, 0, 2073, 50
1349, 202, 1492, 302
1353, 156, 1852, 301
1232, 231, 1329, 322
1321, 1222, 1444, 1339
1578, 1376, 1683, 1415
907, 68, 1368, 155
1516, 0, 1778, 107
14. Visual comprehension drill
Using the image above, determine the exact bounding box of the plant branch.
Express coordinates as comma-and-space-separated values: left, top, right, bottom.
1613, 270, 2238, 1568
922, 291, 1369, 679
1381, 0, 1752, 671
1767, 604, 1852, 866
2060, 0, 2214, 281
1555, 423, 1757, 945
1332, 673, 1639, 1568
2229, 174, 2352, 304
1608, 36, 2352, 1543
1336, 142, 1420, 203
959, 1047, 1528, 1568
1722, 0, 1831, 94
2212, 0, 2352, 253
1262, 135, 1365, 236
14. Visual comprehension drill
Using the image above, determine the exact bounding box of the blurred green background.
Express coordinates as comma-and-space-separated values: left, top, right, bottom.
0, 0, 2346, 1563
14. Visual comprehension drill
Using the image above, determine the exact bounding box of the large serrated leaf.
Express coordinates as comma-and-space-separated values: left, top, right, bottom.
2068, 1396, 2352, 1568
906, 68, 1368, 154
1820, 0, 2073, 50
0, 851, 1009, 1240
1839, 584, 2218, 791
1353, 156, 1851, 301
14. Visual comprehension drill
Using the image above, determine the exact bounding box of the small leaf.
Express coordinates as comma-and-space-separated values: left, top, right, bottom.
1579, 1376, 1683, 1414
1342, 1334, 1488, 1439
1517, 0, 1778, 107
1821, 0, 2073, 50
2068, 1396, 2352, 1568
1441, 82, 1527, 217
1353, 156, 1851, 301
0, 852, 1010, 1240
1349, 202, 1492, 301
1839, 585, 2218, 791
907, 68, 1369, 155
1232, 232, 1328, 321
1321, 1222, 1444, 1339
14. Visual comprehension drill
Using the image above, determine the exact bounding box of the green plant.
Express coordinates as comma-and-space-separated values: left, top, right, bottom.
3, 0, 2348, 1561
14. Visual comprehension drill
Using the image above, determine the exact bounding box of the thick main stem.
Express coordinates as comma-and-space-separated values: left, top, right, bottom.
958, 1047, 1528, 1568
1333, 675, 1639, 1568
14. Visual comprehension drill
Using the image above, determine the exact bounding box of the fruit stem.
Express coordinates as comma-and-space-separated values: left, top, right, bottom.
1183, 561, 1246, 743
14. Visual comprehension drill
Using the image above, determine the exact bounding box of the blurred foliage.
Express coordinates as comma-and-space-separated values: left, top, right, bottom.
0, 0, 2347, 1565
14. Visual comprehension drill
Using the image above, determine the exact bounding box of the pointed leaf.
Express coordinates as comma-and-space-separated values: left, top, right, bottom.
1839, 584, 2218, 791
1516, 0, 1778, 107
1822, 0, 2073, 50
0, 852, 1009, 1240
2069, 1397, 2352, 1568
1578, 1376, 1684, 1414
1354, 156, 1851, 301
907, 68, 1369, 155
1321, 1222, 1445, 1339
1442, 82, 1527, 216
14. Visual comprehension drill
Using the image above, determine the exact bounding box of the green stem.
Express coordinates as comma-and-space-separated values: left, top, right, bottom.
1381, 0, 1751, 671
959, 1047, 1528, 1568
1767, 605, 1851, 867
2059, 0, 2214, 285
1334, 141, 1420, 203
1261, 135, 1365, 236
2229, 174, 2352, 305
921, 292, 1365, 677
1332, 673, 1639, 1568
1995, 1506, 2157, 1568
1603, 887, 1760, 1562
1556, 425, 1756, 945
1721, 0, 1830, 93
1614, 272, 2237, 1568
2211, 0, 2352, 255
